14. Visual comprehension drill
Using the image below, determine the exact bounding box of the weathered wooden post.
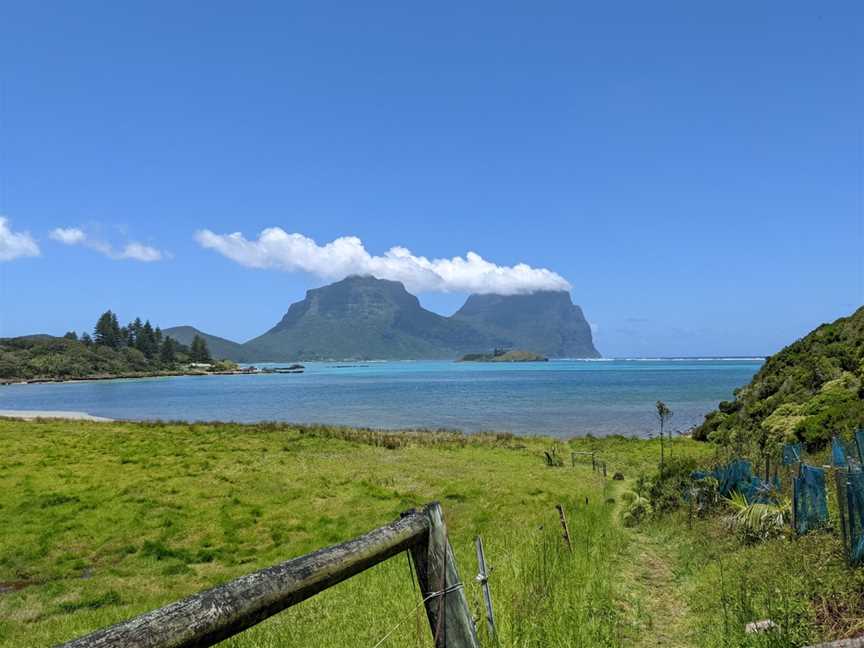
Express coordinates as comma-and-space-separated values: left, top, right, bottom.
555, 504, 572, 552
408, 503, 479, 648
474, 536, 496, 641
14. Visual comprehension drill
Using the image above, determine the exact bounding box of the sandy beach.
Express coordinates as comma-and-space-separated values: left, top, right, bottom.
0, 409, 113, 422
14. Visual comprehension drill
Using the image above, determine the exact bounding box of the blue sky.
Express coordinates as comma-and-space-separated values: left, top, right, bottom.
1, 1, 861, 357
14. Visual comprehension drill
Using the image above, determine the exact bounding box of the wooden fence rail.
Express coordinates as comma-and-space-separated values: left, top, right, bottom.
58, 502, 478, 648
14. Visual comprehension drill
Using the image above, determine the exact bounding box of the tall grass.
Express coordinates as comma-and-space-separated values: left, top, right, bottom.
219, 499, 626, 648
0, 419, 630, 647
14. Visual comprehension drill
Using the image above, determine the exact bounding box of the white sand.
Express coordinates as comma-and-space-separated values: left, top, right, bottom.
0, 410, 113, 422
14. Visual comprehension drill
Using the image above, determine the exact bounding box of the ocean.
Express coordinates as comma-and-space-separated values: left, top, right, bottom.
0, 358, 763, 437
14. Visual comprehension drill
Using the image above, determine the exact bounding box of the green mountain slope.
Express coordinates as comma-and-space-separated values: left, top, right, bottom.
694, 306, 864, 446
451, 291, 600, 358
242, 276, 501, 361
162, 326, 250, 362
163, 276, 600, 362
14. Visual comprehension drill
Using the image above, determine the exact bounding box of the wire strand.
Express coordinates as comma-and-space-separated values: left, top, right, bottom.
369, 583, 464, 648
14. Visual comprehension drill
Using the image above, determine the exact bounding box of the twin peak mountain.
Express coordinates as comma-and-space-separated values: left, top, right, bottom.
165, 275, 600, 362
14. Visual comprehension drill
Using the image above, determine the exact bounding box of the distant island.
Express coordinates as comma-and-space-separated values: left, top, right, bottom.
458, 349, 548, 363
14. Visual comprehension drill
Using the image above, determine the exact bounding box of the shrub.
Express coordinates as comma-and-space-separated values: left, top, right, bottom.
724, 491, 790, 543
621, 495, 652, 527
646, 456, 700, 514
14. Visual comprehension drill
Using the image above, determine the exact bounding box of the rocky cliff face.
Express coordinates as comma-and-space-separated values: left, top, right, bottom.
451, 291, 600, 358
175, 276, 600, 361
241, 276, 498, 361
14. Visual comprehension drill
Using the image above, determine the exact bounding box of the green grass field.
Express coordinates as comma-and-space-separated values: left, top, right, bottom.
0, 419, 860, 647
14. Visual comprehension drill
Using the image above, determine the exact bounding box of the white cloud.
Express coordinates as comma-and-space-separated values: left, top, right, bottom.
121, 242, 163, 262
195, 227, 570, 295
0, 217, 40, 261
49, 227, 86, 245
50, 226, 164, 262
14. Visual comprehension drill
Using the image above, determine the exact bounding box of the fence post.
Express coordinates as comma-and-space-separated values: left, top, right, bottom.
555, 504, 572, 552
474, 536, 496, 641
410, 502, 479, 648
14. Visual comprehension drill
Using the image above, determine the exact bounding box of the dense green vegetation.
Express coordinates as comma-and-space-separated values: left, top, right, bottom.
695, 306, 864, 450
162, 326, 251, 363
3, 418, 861, 647
458, 349, 548, 362
0, 311, 225, 381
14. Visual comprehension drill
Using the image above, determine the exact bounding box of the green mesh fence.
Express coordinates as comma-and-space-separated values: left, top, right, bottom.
856, 428, 864, 464
836, 468, 864, 565
782, 443, 802, 466
833, 437, 849, 468
793, 464, 828, 535
692, 459, 779, 504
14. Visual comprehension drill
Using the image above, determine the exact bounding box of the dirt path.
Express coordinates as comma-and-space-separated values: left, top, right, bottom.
610, 482, 693, 647
622, 529, 693, 647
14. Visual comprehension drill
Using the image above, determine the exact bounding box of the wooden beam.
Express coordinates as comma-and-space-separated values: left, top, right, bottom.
58, 509, 431, 648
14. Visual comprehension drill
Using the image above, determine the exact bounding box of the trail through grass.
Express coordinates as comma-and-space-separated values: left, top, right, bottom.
620, 527, 692, 648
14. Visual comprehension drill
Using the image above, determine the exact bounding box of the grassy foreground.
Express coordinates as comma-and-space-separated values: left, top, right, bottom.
0, 419, 859, 647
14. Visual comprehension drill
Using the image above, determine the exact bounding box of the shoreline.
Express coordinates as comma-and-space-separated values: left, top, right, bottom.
0, 409, 113, 422
0, 370, 265, 387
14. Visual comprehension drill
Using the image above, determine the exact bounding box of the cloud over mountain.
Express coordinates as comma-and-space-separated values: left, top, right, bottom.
50, 227, 164, 262
195, 227, 570, 295
0, 217, 40, 261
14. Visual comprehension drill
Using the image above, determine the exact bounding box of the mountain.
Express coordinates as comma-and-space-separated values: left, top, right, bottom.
162, 326, 251, 362
242, 276, 500, 361
166, 276, 600, 362
451, 291, 600, 358
693, 306, 864, 447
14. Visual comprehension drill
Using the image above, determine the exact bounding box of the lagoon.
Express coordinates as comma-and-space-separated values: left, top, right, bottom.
0, 358, 762, 437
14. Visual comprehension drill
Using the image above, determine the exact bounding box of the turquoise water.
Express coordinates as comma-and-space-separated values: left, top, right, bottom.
0, 359, 762, 437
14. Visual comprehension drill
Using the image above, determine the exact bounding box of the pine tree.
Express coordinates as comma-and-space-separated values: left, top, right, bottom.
63, 331, 78, 341
94, 311, 121, 348
138, 320, 157, 358
81, 332, 93, 346
129, 318, 143, 349
110, 312, 121, 346
190, 335, 212, 363
160, 336, 177, 365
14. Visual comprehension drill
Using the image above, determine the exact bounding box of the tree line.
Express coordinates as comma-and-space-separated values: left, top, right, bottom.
0, 311, 233, 381
62, 310, 213, 364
